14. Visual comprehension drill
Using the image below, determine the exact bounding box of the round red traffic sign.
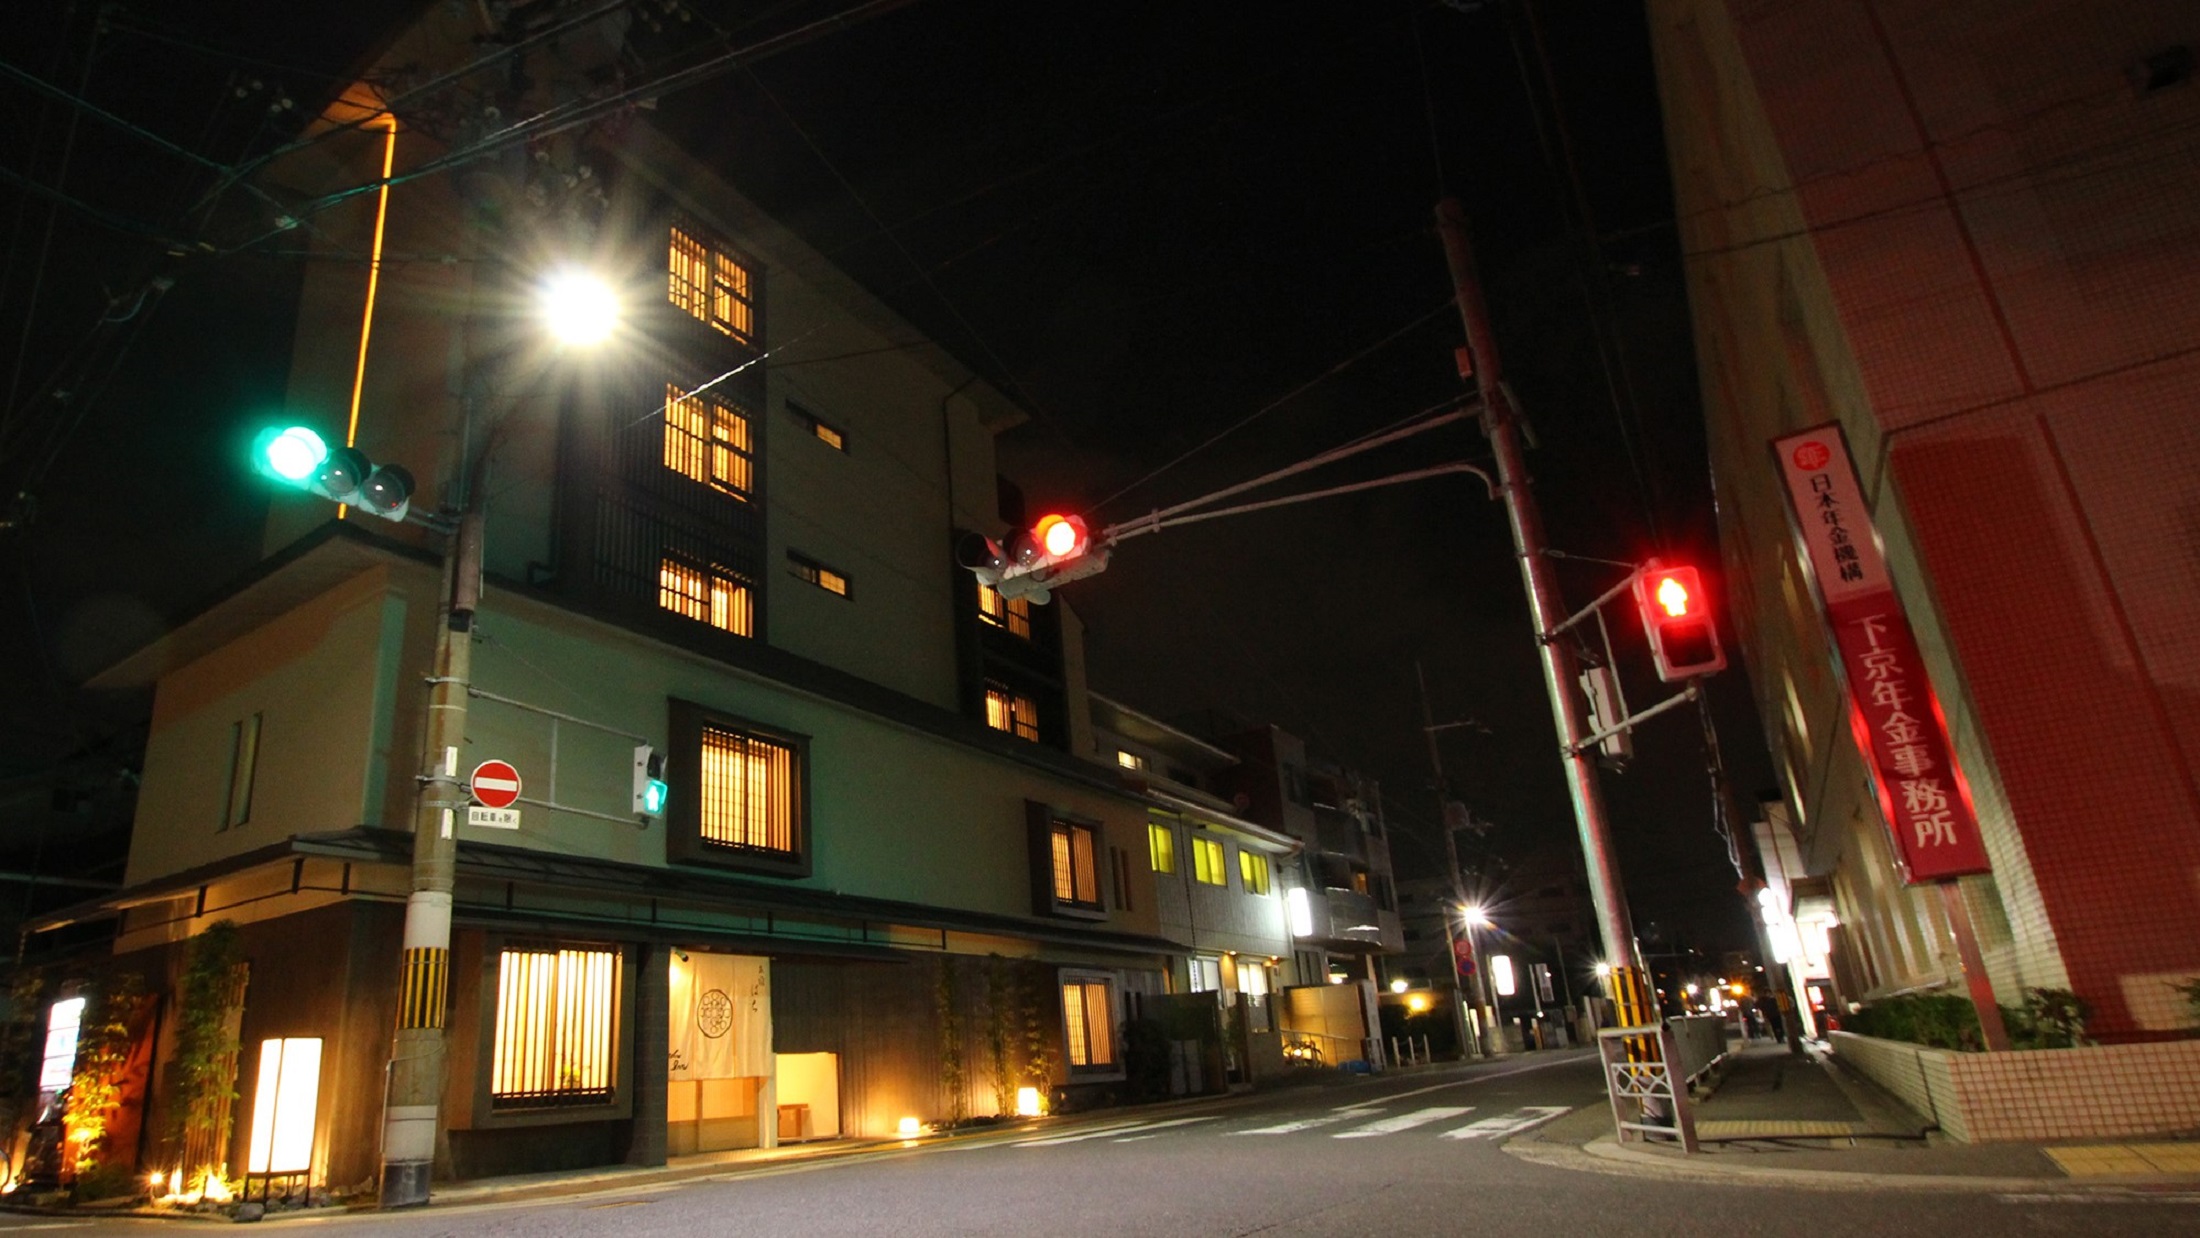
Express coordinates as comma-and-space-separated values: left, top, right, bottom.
471, 760, 522, 809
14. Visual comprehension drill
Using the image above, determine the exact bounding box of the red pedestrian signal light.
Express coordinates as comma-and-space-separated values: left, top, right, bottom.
1633, 561, 1726, 682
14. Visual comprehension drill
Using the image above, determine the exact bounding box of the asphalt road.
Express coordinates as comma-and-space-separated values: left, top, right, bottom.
12, 1054, 2198, 1236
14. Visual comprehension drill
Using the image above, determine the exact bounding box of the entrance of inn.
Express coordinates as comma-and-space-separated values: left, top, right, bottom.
667, 950, 774, 1155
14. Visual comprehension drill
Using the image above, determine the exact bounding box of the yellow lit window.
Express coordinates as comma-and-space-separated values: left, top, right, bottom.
1050, 820, 1100, 907
668, 227, 755, 342
1238, 849, 1271, 895
658, 558, 753, 637
984, 683, 1039, 741
1192, 836, 1226, 886
699, 723, 797, 855
490, 945, 619, 1109
1116, 750, 1146, 771
1061, 978, 1115, 1069
1147, 821, 1175, 874
976, 582, 1031, 639
664, 383, 752, 500
787, 551, 849, 597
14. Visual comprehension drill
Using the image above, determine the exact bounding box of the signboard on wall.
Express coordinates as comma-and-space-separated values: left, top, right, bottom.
1772, 424, 1991, 884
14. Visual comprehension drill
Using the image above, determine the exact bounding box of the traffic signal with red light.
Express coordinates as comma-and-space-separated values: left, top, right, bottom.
1632, 560, 1726, 682
957, 512, 1110, 603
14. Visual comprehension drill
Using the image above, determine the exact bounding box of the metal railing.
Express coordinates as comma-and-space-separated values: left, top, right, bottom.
1598, 1023, 1699, 1153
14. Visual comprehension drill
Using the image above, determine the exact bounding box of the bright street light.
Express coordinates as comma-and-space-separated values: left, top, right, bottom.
1460, 904, 1492, 928
539, 269, 620, 346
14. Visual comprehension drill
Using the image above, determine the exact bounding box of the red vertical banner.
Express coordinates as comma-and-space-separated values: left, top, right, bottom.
1773, 425, 1990, 884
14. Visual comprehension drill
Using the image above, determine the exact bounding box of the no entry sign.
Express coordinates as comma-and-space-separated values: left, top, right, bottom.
470, 760, 522, 809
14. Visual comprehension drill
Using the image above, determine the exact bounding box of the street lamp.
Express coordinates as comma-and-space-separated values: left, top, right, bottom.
537, 268, 621, 347
1458, 903, 1501, 1055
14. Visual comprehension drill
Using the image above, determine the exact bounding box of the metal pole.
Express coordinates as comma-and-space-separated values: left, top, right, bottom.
1939, 880, 2011, 1051
1435, 199, 1652, 1029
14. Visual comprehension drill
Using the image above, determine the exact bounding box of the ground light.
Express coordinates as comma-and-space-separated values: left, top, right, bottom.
896, 1117, 923, 1138
1015, 1087, 1044, 1117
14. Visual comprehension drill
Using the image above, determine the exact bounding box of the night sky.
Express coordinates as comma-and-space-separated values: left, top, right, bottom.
0, 0, 1770, 953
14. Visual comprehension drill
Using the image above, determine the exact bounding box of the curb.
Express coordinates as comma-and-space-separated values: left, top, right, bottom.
1504, 1133, 2200, 1195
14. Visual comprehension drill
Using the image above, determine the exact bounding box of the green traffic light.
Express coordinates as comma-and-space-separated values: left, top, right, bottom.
641, 779, 669, 815
258, 425, 329, 482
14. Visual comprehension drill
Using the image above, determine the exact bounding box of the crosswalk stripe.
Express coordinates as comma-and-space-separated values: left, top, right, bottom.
1334, 1106, 1472, 1138
1440, 1105, 1571, 1140
1014, 1116, 1221, 1147
1233, 1107, 1383, 1136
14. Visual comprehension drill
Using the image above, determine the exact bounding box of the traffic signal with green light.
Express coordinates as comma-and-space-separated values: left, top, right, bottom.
1632, 560, 1726, 682
633, 746, 669, 817
252, 425, 414, 521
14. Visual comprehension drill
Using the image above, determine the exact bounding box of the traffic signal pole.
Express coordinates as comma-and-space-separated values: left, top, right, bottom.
380, 460, 488, 1207
1434, 200, 1656, 1030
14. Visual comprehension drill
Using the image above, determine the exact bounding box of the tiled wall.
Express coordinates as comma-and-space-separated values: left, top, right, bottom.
1834, 1031, 2200, 1142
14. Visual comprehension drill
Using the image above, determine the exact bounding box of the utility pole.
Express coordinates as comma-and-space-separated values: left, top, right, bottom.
1416, 663, 1486, 1058
380, 432, 491, 1207
1434, 199, 1655, 1031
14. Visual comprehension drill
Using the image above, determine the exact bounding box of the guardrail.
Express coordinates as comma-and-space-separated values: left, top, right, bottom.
1665, 1014, 1732, 1087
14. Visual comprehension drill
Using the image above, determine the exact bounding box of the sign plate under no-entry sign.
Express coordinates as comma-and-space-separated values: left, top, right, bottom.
467, 806, 520, 830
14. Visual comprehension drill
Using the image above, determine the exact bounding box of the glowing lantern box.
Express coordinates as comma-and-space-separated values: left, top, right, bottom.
246, 1038, 322, 1185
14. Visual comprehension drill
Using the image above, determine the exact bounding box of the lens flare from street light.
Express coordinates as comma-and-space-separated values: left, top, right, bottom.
1461, 904, 1492, 928
540, 269, 620, 346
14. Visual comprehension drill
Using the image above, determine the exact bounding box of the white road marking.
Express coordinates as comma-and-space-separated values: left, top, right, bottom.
1233, 1107, 1384, 1135
1014, 1115, 1222, 1147
1440, 1105, 1572, 1140
1334, 1106, 1472, 1138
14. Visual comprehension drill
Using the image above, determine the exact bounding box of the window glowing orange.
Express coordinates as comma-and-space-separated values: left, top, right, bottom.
1655, 574, 1692, 617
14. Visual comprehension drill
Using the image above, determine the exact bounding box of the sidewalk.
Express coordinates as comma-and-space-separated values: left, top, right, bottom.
1507, 1040, 2200, 1195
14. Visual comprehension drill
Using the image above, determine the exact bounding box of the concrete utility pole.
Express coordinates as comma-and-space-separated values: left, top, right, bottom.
381, 452, 489, 1207
1416, 663, 1487, 1058
1434, 200, 1656, 1031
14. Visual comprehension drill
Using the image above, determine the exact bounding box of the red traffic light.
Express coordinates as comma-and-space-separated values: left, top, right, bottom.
1633, 562, 1725, 682
1032, 513, 1087, 560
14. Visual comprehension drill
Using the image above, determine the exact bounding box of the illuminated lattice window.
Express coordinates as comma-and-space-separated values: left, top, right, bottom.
663, 383, 753, 500
668, 227, 755, 343
1147, 820, 1176, 874
699, 723, 798, 856
1049, 819, 1100, 907
658, 558, 754, 637
490, 944, 619, 1109
976, 582, 1030, 639
1060, 976, 1116, 1070
984, 683, 1039, 741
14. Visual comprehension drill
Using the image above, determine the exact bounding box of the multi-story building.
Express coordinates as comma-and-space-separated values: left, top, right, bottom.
1086, 695, 1297, 1083
1651, 1, 2200, 1042
25, 6, 1180, 1195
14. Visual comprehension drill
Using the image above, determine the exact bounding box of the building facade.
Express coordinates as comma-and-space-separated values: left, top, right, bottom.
27, 4, 1178, 1195
1652, 0, 2200, 1040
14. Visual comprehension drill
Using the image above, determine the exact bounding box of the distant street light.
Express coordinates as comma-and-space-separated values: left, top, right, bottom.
538, 268, 620, 346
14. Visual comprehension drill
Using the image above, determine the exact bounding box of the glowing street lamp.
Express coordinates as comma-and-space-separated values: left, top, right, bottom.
538, 268, 620, 346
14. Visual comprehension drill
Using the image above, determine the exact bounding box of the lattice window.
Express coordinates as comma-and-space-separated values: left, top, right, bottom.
489, 944, 619, 1110
663, 383, 753, 500
698, 723, 798, 856
668, 226, 755, 343
976, 582, 1031, 638
984, 683, 1039, 740
658, 557, 754, 636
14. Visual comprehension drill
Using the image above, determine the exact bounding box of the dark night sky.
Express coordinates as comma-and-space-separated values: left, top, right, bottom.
0, 0, 1771, 952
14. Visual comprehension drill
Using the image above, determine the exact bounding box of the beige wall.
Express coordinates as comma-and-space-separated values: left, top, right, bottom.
128, 565, 429, 885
